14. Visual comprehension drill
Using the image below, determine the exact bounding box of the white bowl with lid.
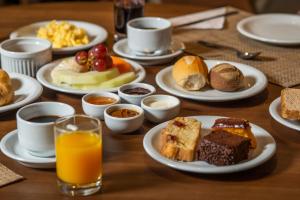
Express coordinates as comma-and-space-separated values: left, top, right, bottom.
0, 37, 52, 77
141, 94, 180, 123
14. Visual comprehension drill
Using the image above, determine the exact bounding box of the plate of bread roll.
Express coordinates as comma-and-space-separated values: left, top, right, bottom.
269, 88, 300, 131
155, 56, 268, 102
0, 69, 43, 113
143, 116, 276, 174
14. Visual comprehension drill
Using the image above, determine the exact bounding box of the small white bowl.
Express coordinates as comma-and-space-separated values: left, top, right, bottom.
141, 95, 181, 123
0, 37, 52, 77
104, 104, 144, 134
118, 83, 156, 105
82, 92, 121, 120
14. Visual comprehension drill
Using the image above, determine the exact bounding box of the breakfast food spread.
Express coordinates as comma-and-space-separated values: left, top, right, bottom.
0, 69, 14, 106
160, 117, 201, 161
110, 109, 139, 118
281, 88, 300, 120
212, 118, 257, 149
197, 130, 251, 166
86, 96, 117, 105
147, 99, 174, 109
172, 56, 208, 91
37, 20, 89, 48
209, 63, 244, 92
51, 44, 136, 90
123, 87, 150, 95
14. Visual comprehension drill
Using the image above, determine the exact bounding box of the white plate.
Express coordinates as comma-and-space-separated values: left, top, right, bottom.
10, 20, 108, 55
0, 130, 55, 169
143, 115, 276, 174
113, 39, 184, 66
36, 57, 146, 95
0, 73, 43, 113
237, 14, 300, 45
156, 60, 267, 102
269, 97, 300, 131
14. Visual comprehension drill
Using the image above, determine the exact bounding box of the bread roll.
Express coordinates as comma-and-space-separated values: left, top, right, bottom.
209, 63, 244, 92
0, 69, 14, 106
172, 56, 208, 91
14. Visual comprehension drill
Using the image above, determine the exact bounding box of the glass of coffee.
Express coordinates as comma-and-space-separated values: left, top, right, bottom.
114, 0, 145, 41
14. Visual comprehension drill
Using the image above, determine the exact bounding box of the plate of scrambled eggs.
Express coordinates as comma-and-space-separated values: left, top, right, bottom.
10, 20, 108, 55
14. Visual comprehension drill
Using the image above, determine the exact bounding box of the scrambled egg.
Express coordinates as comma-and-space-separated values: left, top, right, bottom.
37, 20, 89, 48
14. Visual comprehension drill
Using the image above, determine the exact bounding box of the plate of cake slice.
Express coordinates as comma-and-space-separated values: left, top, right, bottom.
143, 116, 276, 174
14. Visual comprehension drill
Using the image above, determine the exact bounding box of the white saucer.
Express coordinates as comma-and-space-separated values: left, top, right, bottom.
269, 97, 300, 131
10, 20, 108, 55
237, 14, 300, 46
113, 39, 184, 66
0, 73, 43, 114
156, 60, 267, 102
0, 130, 56, 169
143, 115, 276, 174
36, 57, 146, 95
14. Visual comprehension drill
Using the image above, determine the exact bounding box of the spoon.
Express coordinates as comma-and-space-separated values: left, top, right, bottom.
197, 40, 261, 60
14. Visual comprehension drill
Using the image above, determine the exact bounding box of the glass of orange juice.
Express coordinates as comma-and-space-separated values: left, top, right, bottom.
54, 115, 102, 196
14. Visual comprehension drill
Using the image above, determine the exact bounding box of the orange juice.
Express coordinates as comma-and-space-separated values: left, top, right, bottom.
56, 131, 102, 185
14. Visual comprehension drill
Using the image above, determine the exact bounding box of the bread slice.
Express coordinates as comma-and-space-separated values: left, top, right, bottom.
281, 88, 300, 120
159, 117, 201, 161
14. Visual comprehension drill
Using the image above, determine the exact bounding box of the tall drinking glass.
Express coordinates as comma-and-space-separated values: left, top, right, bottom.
114, 0, 145, 41
55, 115, 102, 196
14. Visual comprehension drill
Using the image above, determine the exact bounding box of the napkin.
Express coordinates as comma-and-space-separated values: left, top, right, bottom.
0, 163, 23, 187
169, 7, 227, 29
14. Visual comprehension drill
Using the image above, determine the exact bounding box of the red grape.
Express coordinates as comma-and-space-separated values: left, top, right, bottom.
89, 44, 108, 60
92, 58, 106, 72
75, 51, 88, 65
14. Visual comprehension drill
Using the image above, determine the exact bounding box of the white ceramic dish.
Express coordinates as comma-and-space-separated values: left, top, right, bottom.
0, 73, 43, 114
118, 83, 156, 105
82, 92, 121, 120
269, 97, 300, 131
156, 60, 267, 102
141, 94, 180, 123
143, 115, 276, 174
0, 130, 56, 169
36, 57, 146, 95
104, 104, 144, 134
113, 39, 184, 66
0, 37, 52, 77
237, 14, 300, 46
10, 20, 108, 55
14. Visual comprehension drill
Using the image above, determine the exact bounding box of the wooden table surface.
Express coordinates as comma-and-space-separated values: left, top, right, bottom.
0, 2, 299, 200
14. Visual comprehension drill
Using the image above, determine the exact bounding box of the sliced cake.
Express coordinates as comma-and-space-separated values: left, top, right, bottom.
160, 117, 201, 162
281, 88, 300, 120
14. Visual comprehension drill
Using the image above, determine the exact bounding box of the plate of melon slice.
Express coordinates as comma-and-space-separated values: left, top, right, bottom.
36, 56, 146, 95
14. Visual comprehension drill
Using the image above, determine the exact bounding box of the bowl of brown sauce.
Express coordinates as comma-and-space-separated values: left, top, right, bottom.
82, 92, 121, 120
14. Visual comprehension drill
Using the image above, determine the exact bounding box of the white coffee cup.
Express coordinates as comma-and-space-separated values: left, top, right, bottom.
16, 102, 75, 157
127, 17, 172, 54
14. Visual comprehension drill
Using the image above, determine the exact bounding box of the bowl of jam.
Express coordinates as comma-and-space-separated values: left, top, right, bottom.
104, 104, 144, 134
82, 92, 121, 120
118, 83, 156, 105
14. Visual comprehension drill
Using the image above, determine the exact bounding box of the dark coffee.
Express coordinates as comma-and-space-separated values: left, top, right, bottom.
29, 115, 60, 123
114, 3, 144, 35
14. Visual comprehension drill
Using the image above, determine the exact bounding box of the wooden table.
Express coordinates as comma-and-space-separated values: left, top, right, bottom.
0, 2, 299, 200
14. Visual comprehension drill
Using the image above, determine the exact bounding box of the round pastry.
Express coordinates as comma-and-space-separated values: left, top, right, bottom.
172, 56, 208, 91
0, 69, 14, 106
209, 63, 244, 92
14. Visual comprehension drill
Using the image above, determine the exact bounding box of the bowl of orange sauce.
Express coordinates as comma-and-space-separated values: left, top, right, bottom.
82, 92, 121, 120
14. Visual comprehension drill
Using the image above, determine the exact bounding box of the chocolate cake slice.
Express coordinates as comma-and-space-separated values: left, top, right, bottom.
197, 130, 251, 166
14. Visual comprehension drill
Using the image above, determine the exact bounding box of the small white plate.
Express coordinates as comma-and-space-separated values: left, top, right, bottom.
143, 115, 276, 174
0, 130, 56, 169
10, 20, 108, 55
156, 60, 267, 102
237, 14, 300, 45
269, 97, 300, 131
0, 73, 43, 113
36, 57, 146, 95
113, 39, 184, 66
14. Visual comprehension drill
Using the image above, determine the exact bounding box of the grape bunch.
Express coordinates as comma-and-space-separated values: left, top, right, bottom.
75, 44, 113, 72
